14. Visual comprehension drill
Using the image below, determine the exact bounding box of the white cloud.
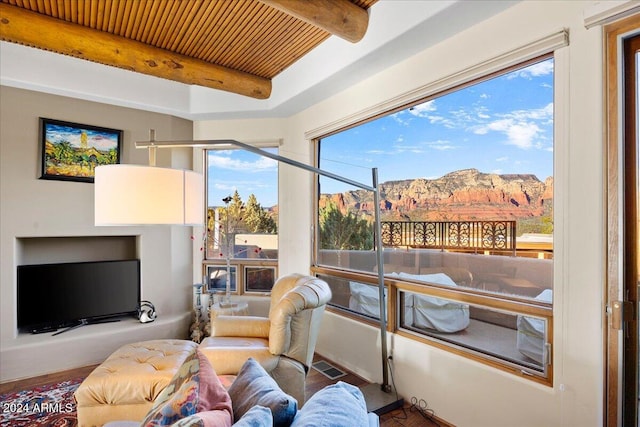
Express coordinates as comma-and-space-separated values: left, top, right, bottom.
471, 103, 553, 149
504, 122, 541, 149
395, 144, 425, 154
424, 140, 456, 151
426, 115, 455, 128
408, 100, 437, 117
213, 179, 272, 192
496, 156, 509, 162
476, 119, 540, 149
208, 155, 277, 172
391, 111, 411, 126
509, 103, 553, 121
365, 139, 448, 155
213, 182, 236, 191
508, 60, 554, 79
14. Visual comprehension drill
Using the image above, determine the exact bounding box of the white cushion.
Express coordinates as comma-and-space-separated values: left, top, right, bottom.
349, 282, 387, 318
397, 272, 470, 333
349, 273, 469, 333
517, 289, 553, 363
397, 272, 458, 287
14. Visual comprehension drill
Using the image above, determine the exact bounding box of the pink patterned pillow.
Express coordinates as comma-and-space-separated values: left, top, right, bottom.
141, 349, 232, 427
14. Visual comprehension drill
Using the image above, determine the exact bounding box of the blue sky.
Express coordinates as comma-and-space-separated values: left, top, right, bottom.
45, 123, 119, 151
207, 148, 278, 207
208, 58, 554, 207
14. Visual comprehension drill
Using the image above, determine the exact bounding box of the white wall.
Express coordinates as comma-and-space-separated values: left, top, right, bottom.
193, 117, 313, 277
0, 87, 195, 381
195, 1, 605, 426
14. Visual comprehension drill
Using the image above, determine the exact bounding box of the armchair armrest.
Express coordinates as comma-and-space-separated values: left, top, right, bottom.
210, 316, 270, 338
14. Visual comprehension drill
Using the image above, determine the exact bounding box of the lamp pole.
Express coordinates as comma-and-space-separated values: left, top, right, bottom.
222, 196, 233, 306
372, 167, 390, 392
135, 135, 402, 412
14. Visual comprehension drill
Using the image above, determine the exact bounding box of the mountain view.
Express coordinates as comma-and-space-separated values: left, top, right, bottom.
320, 168, 553, 235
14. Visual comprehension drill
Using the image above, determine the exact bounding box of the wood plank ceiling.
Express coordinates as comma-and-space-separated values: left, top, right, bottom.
0, 0, 376, 99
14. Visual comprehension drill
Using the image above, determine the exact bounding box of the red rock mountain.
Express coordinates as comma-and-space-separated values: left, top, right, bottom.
320, 168, 553, 222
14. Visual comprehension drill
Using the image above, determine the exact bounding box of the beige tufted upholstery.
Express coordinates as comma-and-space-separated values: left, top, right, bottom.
73, 275, 331, 426
74, 339, 197, 427
199, 274, 332, 405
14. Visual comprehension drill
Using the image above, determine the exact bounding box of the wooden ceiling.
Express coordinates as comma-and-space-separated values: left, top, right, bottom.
0, 0, 376, 99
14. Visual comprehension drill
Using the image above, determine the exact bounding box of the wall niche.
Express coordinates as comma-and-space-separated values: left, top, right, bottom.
16, 235, 138, 265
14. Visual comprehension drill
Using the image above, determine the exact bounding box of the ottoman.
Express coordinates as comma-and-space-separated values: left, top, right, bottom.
74, 339, 197, 427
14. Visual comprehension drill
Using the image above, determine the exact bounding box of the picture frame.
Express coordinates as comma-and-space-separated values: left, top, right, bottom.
205, 265, 237, 293
244, 266, 276, 293
40, 118, 122, 183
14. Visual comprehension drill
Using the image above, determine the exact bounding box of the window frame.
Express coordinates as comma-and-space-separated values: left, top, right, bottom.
203, 145, 280, 295
311, 264, 553, 384
310, 36, 566, 385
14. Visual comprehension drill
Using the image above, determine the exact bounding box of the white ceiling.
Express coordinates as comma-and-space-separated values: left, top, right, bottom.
0, 0, 519, 120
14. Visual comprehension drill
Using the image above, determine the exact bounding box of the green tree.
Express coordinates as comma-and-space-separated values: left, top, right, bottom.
53, 140, 74, 164
108, 148, 119, 164
319, 201, 373, 250
217, 190, 246, 233
207, 191, 277, 258
244, 194, 277, 233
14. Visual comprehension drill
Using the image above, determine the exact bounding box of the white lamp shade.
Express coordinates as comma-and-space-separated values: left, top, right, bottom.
95, 164, 204, 226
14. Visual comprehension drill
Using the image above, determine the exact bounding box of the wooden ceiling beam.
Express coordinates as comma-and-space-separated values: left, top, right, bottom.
260, 0, 369, 43
0, 3, 271, 99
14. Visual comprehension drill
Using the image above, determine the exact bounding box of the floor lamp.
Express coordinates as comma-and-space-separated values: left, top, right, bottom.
96, 133, 403, 414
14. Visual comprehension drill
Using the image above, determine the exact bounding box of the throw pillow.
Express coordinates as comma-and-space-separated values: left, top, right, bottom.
227, 358, 297, 427
231, 405, 273, 427
141, 348, 232, 427
290, 381, 368, 427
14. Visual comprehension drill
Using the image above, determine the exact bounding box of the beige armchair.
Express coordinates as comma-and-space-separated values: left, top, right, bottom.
198, 274, 332, 405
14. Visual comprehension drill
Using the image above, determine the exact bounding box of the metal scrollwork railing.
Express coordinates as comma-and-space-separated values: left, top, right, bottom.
380, 220, 517, 254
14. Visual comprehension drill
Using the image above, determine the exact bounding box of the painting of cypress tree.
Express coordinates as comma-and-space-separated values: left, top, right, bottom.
40, 118, 122, 183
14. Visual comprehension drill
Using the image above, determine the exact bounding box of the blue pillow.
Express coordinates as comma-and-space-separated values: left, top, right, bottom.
227, 358, 297, 427
290, 381, 369, 427
232, 405, 273, 427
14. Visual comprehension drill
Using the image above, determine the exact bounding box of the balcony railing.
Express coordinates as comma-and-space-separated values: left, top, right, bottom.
381, 220, 517, 255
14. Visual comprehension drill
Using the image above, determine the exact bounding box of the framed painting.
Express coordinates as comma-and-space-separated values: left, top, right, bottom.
244, 266, 276, 293
40, 118, 122, 183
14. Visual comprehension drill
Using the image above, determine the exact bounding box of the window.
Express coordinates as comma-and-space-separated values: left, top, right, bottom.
314, 56, 554, 381
204, 147, 278, 294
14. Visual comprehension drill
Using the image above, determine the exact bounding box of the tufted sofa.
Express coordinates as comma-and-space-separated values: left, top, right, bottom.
74, 340, 199, 426
74, 274, 332, 427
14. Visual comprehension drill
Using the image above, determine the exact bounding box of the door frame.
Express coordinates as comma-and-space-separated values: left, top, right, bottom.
605, 14, 640, 427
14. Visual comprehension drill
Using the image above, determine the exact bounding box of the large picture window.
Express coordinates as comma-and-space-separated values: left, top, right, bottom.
205, 147, 278, 294
314, 55, 554, 381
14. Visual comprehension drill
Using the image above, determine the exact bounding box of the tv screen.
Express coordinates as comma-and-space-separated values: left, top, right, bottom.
17, 259, 140, 333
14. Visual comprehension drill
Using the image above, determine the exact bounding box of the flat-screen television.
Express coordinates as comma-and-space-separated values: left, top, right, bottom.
17, 259, 140, 333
